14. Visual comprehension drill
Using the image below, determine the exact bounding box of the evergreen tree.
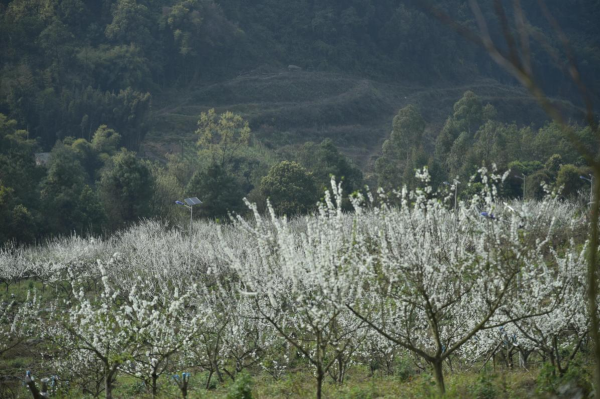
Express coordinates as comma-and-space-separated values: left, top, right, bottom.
185, 163, 245, 220
40, 142, 88, 235
99, 149, 154, 229
556, 164, 586, 199
376, 105, 426, 189
77, 185, 107, 235
298, 139, 363, 194
260, 161, 318, 217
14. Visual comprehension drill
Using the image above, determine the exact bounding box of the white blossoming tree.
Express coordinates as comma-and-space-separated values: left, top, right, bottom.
0, 289, 39, 356
120, 280, 200, 398
219, 297, 277, 382
504, 239, 589, 376
347, 168, 570, 395
48, 262, 149, 399
223, 182, 368, 399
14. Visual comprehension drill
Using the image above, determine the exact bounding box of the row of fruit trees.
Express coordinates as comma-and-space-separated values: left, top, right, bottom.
0, 167, 592, 398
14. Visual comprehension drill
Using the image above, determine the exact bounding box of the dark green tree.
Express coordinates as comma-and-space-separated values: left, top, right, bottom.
501, 160, 544, 199
545, 154, 563, 177
452, 90, 484, 136
9, 204, 37, 244
0, 114, 41, 204
76, 44, 152, 92
105, 0, 153, 50
260, 161, 318, 217
298, 139, 363, 194
534, 123, 579, 164
148, 161, 185, 223
435, 91, 495, 177
0, 114, 40, 244
0, 182, 35, 245
376, 105, 426, 189
434, 118, 460, 167
555, 164, 586, 199
525, 170, 552, 200
0, 183, 16, 245
40, 142, 88, 235
92, 125, 122, 159
472, 121, 510, 169
185, 163, 245, 220
400, 147, 431, 190
98, 149, 154, 229
77, 185, 107, 235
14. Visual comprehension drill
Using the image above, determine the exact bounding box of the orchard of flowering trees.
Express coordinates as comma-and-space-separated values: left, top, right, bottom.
0, 168, 594, 398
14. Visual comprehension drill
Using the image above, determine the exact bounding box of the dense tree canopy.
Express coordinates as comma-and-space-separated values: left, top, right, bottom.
1, 2, 599, 398
1, 0, 598, 152
374, 91, 599, 200
185, 163, 245, 220
0, 0, 599, 244
376, 105, 427, 190
98, 149, 155, 229
260, 161, 318, 217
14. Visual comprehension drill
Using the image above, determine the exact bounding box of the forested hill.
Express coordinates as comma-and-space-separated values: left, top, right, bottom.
1, 0, 600, 245
1, 0, 599, 152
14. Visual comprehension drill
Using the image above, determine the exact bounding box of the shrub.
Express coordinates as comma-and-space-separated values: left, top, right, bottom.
226, 372, 253, 399
555, 164, 586, 198
472, 370, 497, 399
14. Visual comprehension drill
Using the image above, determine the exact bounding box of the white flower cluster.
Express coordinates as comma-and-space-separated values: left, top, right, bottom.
0, 168, 592, 397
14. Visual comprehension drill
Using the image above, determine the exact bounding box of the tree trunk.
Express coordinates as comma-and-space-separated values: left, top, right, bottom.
548, 352, 557, 377
507, 349, 514, 370
336, 356, 345, 384
386, 355, 394, 376
105, 371, 114, 399
152, 372, 158, 397
316, 368, 324, 399
587, 175, 600, 399
180, 381, 188, 399
446, 355, 454, 374
25, 378, 43, 399
432, 360, 446, 396
205, 370, 213, 390
520, 349, 530, 369
215, 362, 224, 383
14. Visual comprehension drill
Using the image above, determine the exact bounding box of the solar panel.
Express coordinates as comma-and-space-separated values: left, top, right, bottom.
184, 197, 202, 206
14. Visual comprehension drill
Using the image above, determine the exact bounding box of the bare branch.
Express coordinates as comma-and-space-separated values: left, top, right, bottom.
346, 304, 434, 363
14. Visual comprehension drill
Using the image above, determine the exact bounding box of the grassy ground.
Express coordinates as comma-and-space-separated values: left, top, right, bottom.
0, 281, 590, 399
4, 366, 544, 399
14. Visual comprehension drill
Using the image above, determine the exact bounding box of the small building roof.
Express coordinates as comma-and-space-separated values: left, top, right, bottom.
34, 152, 51, 166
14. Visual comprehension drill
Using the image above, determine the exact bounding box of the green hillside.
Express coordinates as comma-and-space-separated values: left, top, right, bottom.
1, 0, 599, 152
0, 0, 599, 244
144, 69, 579, 173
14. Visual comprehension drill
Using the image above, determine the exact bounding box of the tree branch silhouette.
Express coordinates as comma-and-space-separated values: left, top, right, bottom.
419, 0, 600, 392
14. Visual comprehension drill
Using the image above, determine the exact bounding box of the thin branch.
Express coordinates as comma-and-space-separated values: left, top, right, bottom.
537, 0, 598, 133
442, 270, 518, 360
513, 0, 532, 76
346, 304, 433, 362
420, 0, 597, 164
493, 0, 521, 68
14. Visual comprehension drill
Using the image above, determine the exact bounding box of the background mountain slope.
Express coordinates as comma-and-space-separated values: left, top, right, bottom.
0, 0, 599, 244
1, 0, 598, 158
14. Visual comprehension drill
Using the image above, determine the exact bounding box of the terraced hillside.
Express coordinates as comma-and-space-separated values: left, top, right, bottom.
143, 66, 580, 171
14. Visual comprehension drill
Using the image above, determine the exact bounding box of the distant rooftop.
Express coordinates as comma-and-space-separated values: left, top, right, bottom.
35, 152, 51, 166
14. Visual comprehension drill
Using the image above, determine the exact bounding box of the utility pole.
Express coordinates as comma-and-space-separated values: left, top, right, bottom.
581, 175, 594, 205
175, 197, 202, 257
